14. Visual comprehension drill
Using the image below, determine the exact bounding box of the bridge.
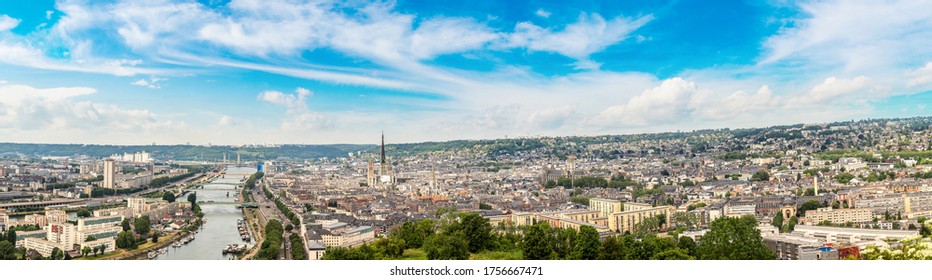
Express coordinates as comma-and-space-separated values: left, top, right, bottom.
196, 201, 259, 208
219, 166, 257, 178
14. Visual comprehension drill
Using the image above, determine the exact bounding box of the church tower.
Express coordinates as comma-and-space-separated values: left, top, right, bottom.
367, 158, 376, 187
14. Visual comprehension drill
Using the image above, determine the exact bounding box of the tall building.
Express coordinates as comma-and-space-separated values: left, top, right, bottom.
565, 155, 576, 178
380, 132, 386, 165
377, 132, 395, 185
366, 158, 376, 187
814, 176, 819, 196
103, 159, 115, 189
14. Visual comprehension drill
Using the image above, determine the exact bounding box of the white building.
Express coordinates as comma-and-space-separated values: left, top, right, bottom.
103, 159, 116, 189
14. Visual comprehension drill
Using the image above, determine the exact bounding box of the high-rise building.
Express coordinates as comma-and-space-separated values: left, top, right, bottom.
103, 159, 115, 189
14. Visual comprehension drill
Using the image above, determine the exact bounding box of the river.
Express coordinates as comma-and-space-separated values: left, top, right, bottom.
153, 167, 256, 260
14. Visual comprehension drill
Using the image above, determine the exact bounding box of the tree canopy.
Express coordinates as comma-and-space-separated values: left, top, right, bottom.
696, 216, 775, 260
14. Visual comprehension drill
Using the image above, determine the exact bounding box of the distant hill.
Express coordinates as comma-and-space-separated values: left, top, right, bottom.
0, 143, 375, 161
5, 116, 932, 160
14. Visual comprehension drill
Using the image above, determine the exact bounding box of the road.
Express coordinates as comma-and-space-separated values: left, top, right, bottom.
251, 178, 297, 260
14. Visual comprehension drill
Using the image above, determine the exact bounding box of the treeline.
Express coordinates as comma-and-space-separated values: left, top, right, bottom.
544, 175, 639, 189
275, 198, 300, 226
245, 172, 263, 189
322, 213, 774, 260
0, 143, 372, 160
256, 219, 284, 259
242, 172, 263, 203
289, 233, 306, 260
149, 170, 200, 188
91, 187, 145, 197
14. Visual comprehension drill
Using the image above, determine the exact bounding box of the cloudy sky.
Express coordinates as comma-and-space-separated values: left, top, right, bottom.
1, 0, 932, 145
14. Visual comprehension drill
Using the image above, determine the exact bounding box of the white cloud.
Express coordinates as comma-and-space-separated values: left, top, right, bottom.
907, 62, 932, 87
0, 83, 175, 134
528, 106, 575, 129
802, 76, 871, 104
408, 18, 499, 60
503, 13, 652, 69
46, 10, 54, 20
762, 1, 932, 73
257, 87, 330, 131
594, 78, 701, 127
535, 9, 551, 18
217, 115, 238, 126
691, 85, 782, 120
0, 15, 20, 32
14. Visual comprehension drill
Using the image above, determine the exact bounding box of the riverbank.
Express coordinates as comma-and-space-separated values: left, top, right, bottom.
99, 229, 193, 260
240, 208, 264, 260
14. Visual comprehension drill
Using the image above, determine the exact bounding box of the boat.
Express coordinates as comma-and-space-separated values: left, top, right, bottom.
222, 244, 247, 254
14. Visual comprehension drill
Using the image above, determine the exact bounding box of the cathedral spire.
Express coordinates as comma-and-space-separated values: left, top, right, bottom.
380, 131, 386, 164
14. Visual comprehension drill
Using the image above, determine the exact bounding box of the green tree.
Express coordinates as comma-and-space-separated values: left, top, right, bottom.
521, 222, 554, 260
5, 230, 15, 244
371, 237, 406, 259
424, 232, 469, 260
571, 225, 601, 260
751, 170, 770, 181
798, 199, 822, 214
785, 216, 799, 233
134, 215, 151, 235
652, 248, 695, 260
696, 216, 775, 260
121, 219, 131, 232
921, 225, 932, 237
50, 247, 64, 260
81, 246, 91, 257
0, 240, 17, 260
116, 230, 137, 249
187, 193, 197, 211
76, 209, 92, 218
442, 213, 492, 253
393, 219, 436, 249
677, 236, 697, 257
162, 192, 176, 202
551, 227, 577, 259
834, 173, 855, 184
771, 213, 784, 229
598, 236, 626, 260
151, 232, 159, 243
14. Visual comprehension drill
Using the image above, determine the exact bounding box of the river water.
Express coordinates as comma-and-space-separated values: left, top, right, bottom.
154, 167, 256, 260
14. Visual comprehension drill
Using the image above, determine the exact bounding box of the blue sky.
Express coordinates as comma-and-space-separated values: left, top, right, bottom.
1, 0, 932, 145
